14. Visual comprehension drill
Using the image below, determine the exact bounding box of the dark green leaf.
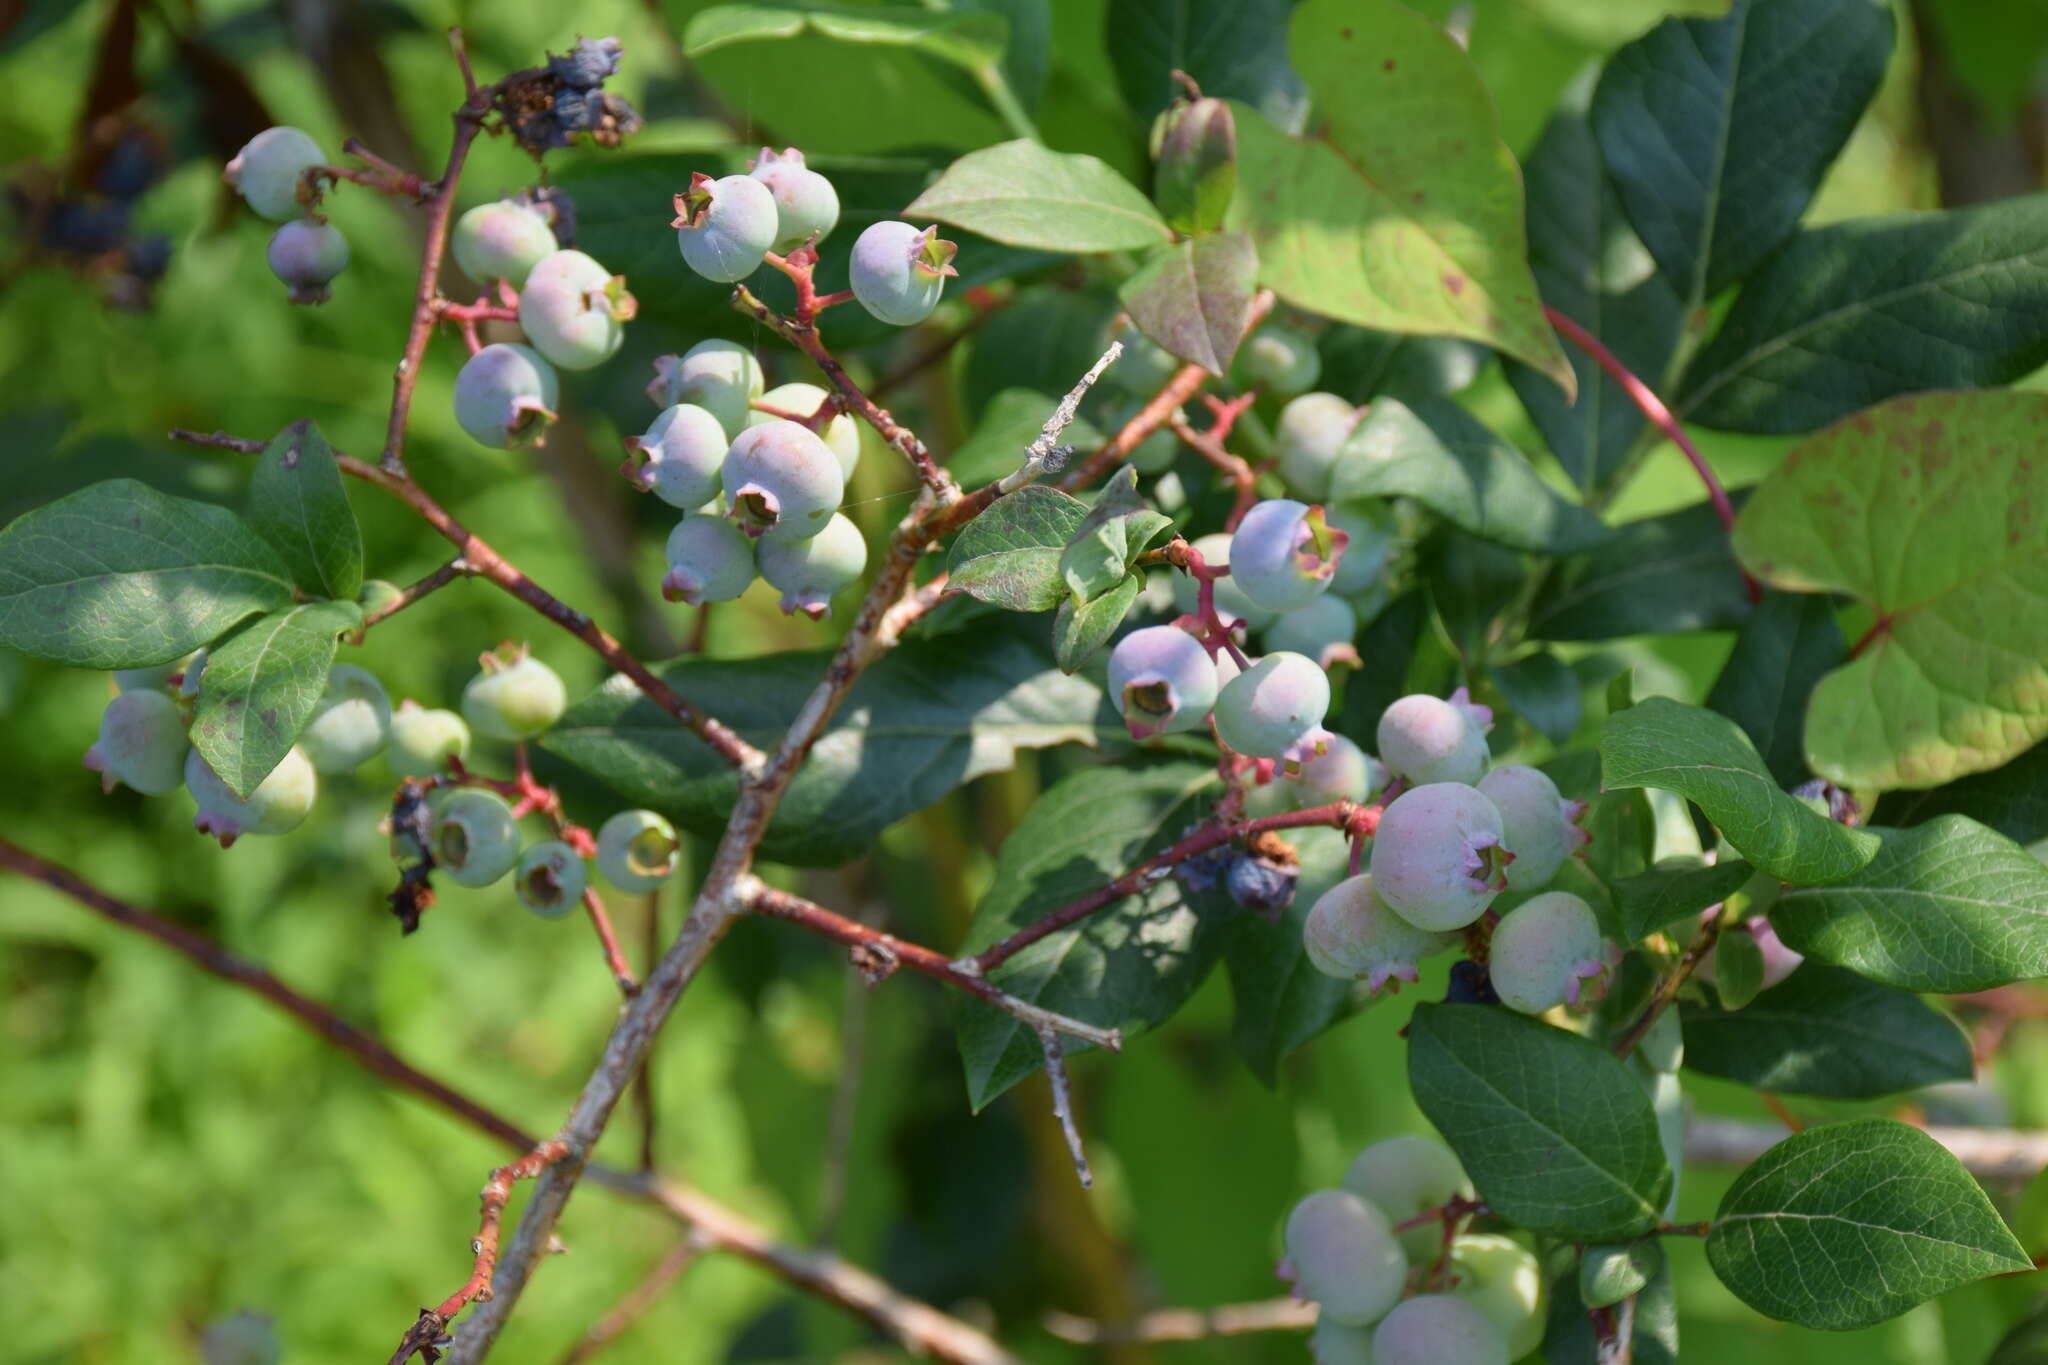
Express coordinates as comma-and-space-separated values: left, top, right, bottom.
1508, 69, 1685, 494
1335, 589, 1434, 743
244, 420, 361, 601
1425, 529, 1525, 664
1103, 0, 1306, 131
1545, 1254, 1678, 1365
1989, 1300, 2048, 1365
687, 2, 1008, 65
1153, 96, 1236, 235
1877, 739, 2048, 847
1681, 964, 1973, 1098
1060, 467, 1171, 603
1771, 816, 2048, 993
1614, 859, 1752, 943
1681, 197, 2048, 433
1225, 826, 1360, 1084
1733, 390, 2048, 789
1408, 1004, 1672, 1240
1706, 1118, 2029, 1329
0, 479, 295, 668
964, 287, 1123, 420
1528, 497, 1752, 641
1600, 697, 1880, 883
1053, 573, 1141, 673
1705, 590, 1844, 789
1118, 231, 1257, 375
1490, 651, 1583, 746
544, 621, 1111, 867
955, 761, 1228, 1107
1713, 917, 1768, 1008
189, 600, 361, 799
1226, 0, 1575, 392
1331, 398, 1609, 554
948, 486, 1093, 611
906, 139, 1171, 252
1320, 326, 1487, 405
1592, 0, 1894, 299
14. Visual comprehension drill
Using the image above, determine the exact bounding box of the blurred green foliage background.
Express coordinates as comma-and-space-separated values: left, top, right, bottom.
4, 1, 2047, 1362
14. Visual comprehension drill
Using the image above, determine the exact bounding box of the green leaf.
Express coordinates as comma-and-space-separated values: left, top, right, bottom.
964, 287, 1122, 421
244, 420, 362, 601
948, 486, 1093, 611
1713, 922, 1767, 1008
1580, 1239, 1663, 1310
1600, 697, 1880, 883
1104, 0, 1306, 130
1507, 69, 1685, 495
1591, 0, 1894, 300
1682, 197, 2048, 433
1408, 1004, 1672, 1240
1770, 815, 2048, 993
1321, 326, 1487, 405
189, 600, 361, 799
1118, 231, 1258, 375
1224, 827, 1359, 1084
1706, 1118, 2029, 1329
1330, 398, 1609, 554
1733, 389, 2048, 789
955, 762, 1228, 1108
1528, 497, 1753, 641
687, 2, 1007, 64
1705, 590, 1845, 789
1226, 0, 1575, 394
1489, 651, 1582, 747
1053, 573, 1141, 673
544, 621, 1110, 867
1990, 1301, 2048, 1365
1877, 739, 2048, 847
905, 139, 1171, 252
0, 479, 295, 669
1681, 965, 1973, 1098
1059, 466, 1172, 604
1615, 858, 1754, 943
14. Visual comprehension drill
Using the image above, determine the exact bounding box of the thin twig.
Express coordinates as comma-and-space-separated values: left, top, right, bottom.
1045, 1298, 1317, 1345
1613, 914, 1721, 1058
581, 888, 639, 994
553, 1233, 710, 1365
998, 340, 1123, 492
359, 557, 471, 632
1040, 1028, 1094, 1189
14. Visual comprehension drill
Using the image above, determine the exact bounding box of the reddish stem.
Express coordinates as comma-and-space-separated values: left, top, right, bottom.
1848, 615, 1892, 659
583, 888, 639, 994
357, 556, 470, 633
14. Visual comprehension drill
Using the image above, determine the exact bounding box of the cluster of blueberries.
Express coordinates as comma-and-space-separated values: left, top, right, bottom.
82, 638, 680, 917
1282, 1135, 1543, 1365
225, 126, 353, 304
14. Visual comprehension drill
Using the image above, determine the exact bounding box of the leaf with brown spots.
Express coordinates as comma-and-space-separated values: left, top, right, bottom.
1733, 390, 2048, 788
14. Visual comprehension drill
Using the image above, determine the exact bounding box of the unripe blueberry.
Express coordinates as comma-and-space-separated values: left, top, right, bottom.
1488, 890, 1612, 1014
1250, 733, 1388, 816
746, 382, 861, 479
114, 654, 191, 694
454, 343, 559, 449
1103, 333, 1182, 395
722, 418, 845, 541
452, 199, 558, 286
1213, 651, 1332, 769
300, 663, 391, 774
1170, 533, 1278, 631
1276, 392, 1363, 501
1345, 1134, 1472, 1263
431, 788, 521, 888
1445, 1234, 1546, 1359
1328, 503, 1397, 595
356, 579, 405, 619
387, 701, 469, 777
756, 511, 866, 618
1303, 874, 1456, 993
519, 249, 635, 371
1229, 499, 1349, 612
1370, 782, 1509, 930
86, 689, 189, 795
748, 147, 840, 252
647, 340, 763, 435
1371, 1294, 1507, 1365
1236, 321, 1321, 395
186, 745, 317, 845
1261, 593, 1357, 671
460, 645, 568, 741
1375, 689, 1492, 787
1477, 764, 1589, 892
661, 514, 756, 605
673, 171, 779, 282
515, 840, 587, 919
225, 126, 324, 221
1279, 1189, 1407, 1326
1309, 1319, 1377, 1365
266, 219, 348, 304
1107, 625, 1218, 740
625, 403, 729, 509
1126, 426, 1179, 475
849, 221, 957, 326
595, 809, 679, 893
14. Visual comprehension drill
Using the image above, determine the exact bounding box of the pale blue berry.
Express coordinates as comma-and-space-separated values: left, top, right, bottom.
647, 340, 764, 435
1261, 594, 1357, 670
1236, 321, 1321, 395
1303, 873, 1455, 994
452, 200, 558, 285
515, 840, 588, 919
849, 221, 956, 326
461, 646, 567, 741
432, 788, 521, 888
1280, 1189, 1407, 1326
1309, 1319, 1377, 1365
1107, 625, 1218, 740
722, 418, 844, 541
673, 172, 778, 282
1372, 1294, 1506, 1365
85, 689, 189, 795
225, 127, 324, 221
1328, 503, 1397, 595
300, 663, 391, 773
1212, 651, 1332, 768
1229, 499, 1349, 612
625, 404, 728, 509
1370, 782, 1508, 931
454, 343, 559, 449
1345, 1135, 1472, 1263
662, 514, 756, 605
1376, 689, 1491, 787
746, 382, 861, 479
1477, 764, 1589, 892
1275, 392, 1362, 501
1250, 733, 1387, 815
595, 810, 678, 893
186, 745, 317, 845
387, 701, 470, 777
1489, 890, 1612, 1014
756, 511, 866, 618
518, 249, 634, 370
267, 219, 348, 304
748, 147, 840, 252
